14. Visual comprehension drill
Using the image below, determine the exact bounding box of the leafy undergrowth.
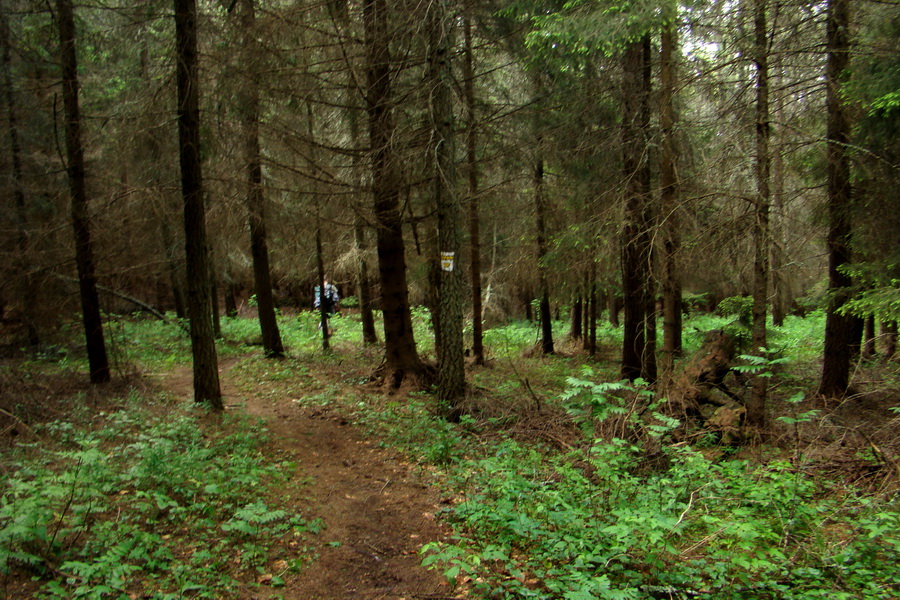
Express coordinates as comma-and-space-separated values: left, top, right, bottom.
2, 307, 898, 600
0, 391, 319, 599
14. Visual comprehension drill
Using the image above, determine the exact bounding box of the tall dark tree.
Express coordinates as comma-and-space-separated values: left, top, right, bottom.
237, 0, 283, 358
2, 0, 38, 346
534, 140, 554, 356
620, 36, 655, 382
364, 0, 424, 384
174, 0, 222, 407
818, 0, 856, 399
429, 0, 465, 413
660, 15, 682, 372
748, 0, 771, 429
529, 67, 553, 355
463, 15, 484, 365
354, 216, 379, 345
57, 0, 110, 383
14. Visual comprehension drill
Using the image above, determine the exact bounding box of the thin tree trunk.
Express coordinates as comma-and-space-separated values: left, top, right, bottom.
862, 315, 875, 359
534, 149, 554, 355
355, 216, 379, 345
429, 0, 465, 413
364, 0, 422, 383
159, 217, 187, 318
608, 293, 619, 328
749, 0, 771, 429
771, 55, 787, 327
210, 273, 221, 338
570, 294, 583, 340
883, 321, 897, 361
174, 0, 221, 407
1, 0, 38, 346
239, 0, 283, 358
582, 272, 590, 351
818, 0, 856, 399
589, 264, 597, 356
660, 20, 682, 373
57, 0, 110, 383
225, 279, 238, 317
463, 15, 484, 366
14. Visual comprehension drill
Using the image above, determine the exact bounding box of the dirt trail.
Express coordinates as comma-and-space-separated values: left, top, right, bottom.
176, 357, 457, 600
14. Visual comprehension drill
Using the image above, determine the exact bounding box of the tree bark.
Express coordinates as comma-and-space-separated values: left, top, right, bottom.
748, 0, 771, 430
239, 0, 284, 358
463, 15, 484, 366
621, 36, 654, 382
570, 294, 582, 340
589, 265, 597, 356
57, 0, 110, 383
174, 0, 222, 407
818, 0, 857, 399
862, 314, 875, 359
364, 0, 423, 383
159, 217, 187, 319
2, 0, 39, 346
883, 321, 897, 361
429, 0, 465, 413
354, 216, 379, 345
770, 54, 787, 327
534, 145, 554, 355
660, 20, 682, 373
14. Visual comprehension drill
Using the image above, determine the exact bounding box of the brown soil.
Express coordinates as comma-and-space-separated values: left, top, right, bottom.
169, 357, 458, 600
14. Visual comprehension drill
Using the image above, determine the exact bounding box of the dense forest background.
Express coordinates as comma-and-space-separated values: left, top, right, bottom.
1, 0, 898, 407
1, 1, 899, 597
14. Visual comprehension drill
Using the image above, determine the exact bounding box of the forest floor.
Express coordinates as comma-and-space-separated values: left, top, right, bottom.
159, 355, 456, 600
2, 313, 898, 599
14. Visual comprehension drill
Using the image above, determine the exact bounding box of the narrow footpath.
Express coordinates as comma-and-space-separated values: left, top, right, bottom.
200, 357, 458, 600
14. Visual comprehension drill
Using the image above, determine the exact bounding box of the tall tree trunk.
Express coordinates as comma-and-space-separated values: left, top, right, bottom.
463, 15, 484, 366
589, 265, 597, 356
621, 36, 654, 382
749, 0, 771, 429
2, 0, 38, 346
770, 55, 787, 327
608, 293, 619, 328
534, 147, 554, 355
57, 0, 110, 383
174, 0, 221, 407
429, 0, 465, 413
364, 0, 422, 383
354, 216, 379, 345
210, 272, 221, 338
818, 0, 856, 399
159, 217, 187, 318
238, 0, 284, 358
862, 314, 875, 359
883, 321, 897, 362
570, 294, 583, 340
660, 20, 682, 373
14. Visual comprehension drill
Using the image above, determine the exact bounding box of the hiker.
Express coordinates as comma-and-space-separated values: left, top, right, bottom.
314, 278, 340, 331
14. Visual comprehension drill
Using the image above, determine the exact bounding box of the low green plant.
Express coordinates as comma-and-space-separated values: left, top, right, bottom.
421, 370, 900, 600
0, 399, 319, 599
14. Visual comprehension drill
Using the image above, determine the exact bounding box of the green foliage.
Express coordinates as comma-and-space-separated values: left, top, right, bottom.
424, 437, 900, 599
837, 263, 900, 321
0, 400, 318, 599
420, 369, 900, 600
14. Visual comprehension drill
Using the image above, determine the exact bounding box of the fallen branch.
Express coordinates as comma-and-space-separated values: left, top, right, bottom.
53, 274, 184, 330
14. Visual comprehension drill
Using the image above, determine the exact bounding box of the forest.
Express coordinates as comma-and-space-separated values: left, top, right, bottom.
1, 0, 899, 598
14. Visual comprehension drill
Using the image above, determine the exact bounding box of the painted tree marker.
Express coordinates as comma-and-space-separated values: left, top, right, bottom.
440, 251, 455, 272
